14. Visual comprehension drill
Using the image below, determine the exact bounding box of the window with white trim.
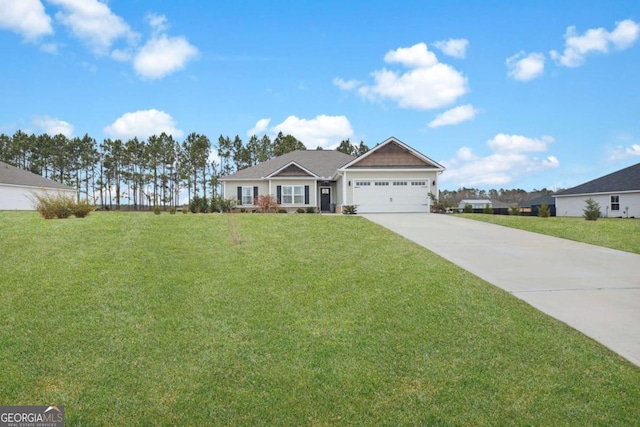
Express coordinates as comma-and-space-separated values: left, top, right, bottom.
611, 195, 620, 211
282, 185, 304, 204
242, 186, 254, 205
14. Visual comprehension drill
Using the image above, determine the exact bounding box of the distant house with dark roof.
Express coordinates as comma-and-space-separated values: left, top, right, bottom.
520, 194, 556, 216
0, 161, 76, 210
553, 162, 640, 217
219, 137, 444, 213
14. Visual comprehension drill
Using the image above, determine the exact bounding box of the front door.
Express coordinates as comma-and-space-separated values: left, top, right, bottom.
320, 187, 331, 211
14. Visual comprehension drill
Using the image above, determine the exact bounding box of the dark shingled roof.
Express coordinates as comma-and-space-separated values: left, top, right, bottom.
554, 162, 640, 196
521, 194, 556, 207
0, 161, 75, 190
220, 150, 356, 180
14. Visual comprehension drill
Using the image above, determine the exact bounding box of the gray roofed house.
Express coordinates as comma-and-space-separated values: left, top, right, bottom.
222, 150, 355, 181
220, 136, 445, 213
553, 162, 640, 217
0, 161, 76, 210
520, 194, 556, 216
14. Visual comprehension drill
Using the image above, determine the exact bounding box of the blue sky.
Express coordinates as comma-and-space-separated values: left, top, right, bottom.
1, 0, 639, 191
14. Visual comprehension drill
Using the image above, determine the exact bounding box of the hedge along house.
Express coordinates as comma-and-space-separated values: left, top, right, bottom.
219, 137, 445, 213
0, 161, 77, 210
553, 161, 640, 218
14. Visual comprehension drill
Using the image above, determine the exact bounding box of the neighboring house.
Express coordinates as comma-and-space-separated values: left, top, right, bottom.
219, 137, 445, 213
520, 194, 556, 216
0, 161, 77, 210
553, 162, 640, 217
458, 199, 492, 211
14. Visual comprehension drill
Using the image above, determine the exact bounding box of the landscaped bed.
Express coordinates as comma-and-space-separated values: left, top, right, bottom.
459, 213, 640, 254
0, 212, 638, 425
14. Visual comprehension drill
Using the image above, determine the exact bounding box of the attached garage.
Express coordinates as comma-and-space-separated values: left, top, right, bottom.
0, 161, 76, 210
353, 179, 430, 213
340, 137, 444, 214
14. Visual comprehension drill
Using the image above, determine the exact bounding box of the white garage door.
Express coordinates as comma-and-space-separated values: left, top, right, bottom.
353, 180, 430, 213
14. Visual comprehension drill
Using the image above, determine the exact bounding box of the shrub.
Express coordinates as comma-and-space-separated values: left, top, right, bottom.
509, 206, 521, 216
169, 206, 176, 215
31, 191, 75, 219
72, 199, 94, 218
296, 208, 305, 214
240, 208, 246, 213
278, 209, 288, 213
306, 207, 316, 214
153, 205, 161, 215
583, 198, 601, 221
254, 194, 279, 213
189, 196, 208, 214
211, 196, 236, 213
483, 204, 494, 215
182, 204, 188, 214
342, 205, 357, 215
463, 204, 473, 213
538, 200, 550, 218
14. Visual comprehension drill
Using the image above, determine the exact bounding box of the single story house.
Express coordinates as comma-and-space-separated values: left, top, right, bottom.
520, 194, 556, 216
219, 137, 445, 213
458, 199, 492, 211
553, 162, 640, 217
0, 161, 77, 210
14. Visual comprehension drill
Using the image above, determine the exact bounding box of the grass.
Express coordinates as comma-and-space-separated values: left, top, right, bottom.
459, 214, 640, 254
0, 212, 639, 426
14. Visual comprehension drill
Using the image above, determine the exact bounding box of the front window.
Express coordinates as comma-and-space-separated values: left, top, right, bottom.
611, 195, 620, 211
282, 185, 304, 204
242, 186, 253, 205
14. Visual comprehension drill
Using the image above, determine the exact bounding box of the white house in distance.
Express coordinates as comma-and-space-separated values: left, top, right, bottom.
0, 161, 76, 210
553, 162, 640, 217
458, 199, 493, 211
219, 137, 445, 213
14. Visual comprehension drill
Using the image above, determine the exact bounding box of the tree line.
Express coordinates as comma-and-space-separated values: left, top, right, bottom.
439, 187, 558, 207
1, 130, 554, 209
0, 130, 369, 209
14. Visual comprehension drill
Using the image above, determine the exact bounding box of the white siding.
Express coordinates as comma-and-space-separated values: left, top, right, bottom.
555, 192, 640, 217
0, 184, 76, 210
343, 170, 438, 207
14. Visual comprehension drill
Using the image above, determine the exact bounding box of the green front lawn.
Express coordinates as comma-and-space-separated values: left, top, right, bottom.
0, 212, 638, 425
459, 214, 640, 254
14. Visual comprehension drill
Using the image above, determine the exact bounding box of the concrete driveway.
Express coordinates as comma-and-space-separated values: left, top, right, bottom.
362, 213, 640, 367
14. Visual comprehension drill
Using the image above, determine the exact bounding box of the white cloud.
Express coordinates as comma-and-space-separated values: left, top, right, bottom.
104, 109, 183, 140
133, 34, 199, 79
246, 118, 271, 136
506, 51, 545, 81
32, 115, 74, 137
146, 13, 168, 35
608, 143, 640, 161
428, 104, 479, 128
252, 115, 354, 149
487, 134, 553, 153
433, 38, 469, 59
332, 77, 361, 91
338, 42, 468, 110
0, 0, 53, 41
40, 42, 59, 54
550, 19, 640, 67
383, 43, 438, 68
48, 0, 138, 55
440, 134, 559, 187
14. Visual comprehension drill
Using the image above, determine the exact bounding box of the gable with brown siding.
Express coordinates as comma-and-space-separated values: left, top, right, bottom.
347, 141, 434, 168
